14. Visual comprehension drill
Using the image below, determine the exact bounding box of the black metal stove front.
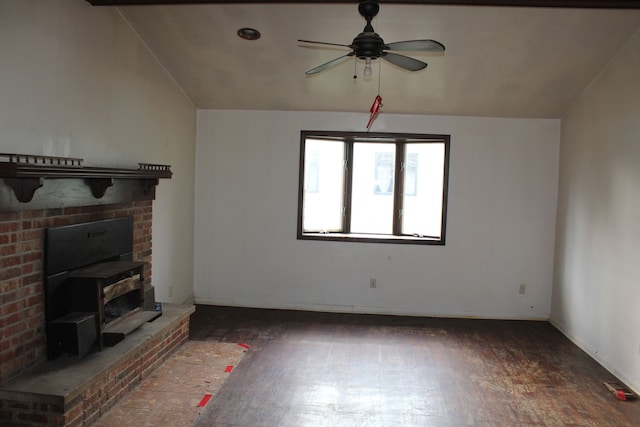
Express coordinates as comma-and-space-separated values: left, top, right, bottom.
44, 216, 160, 360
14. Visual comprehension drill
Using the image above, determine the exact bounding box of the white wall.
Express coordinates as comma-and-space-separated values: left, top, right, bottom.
195, 110, 559, 319
551, 28, 640, 393
0, 0, 197, 304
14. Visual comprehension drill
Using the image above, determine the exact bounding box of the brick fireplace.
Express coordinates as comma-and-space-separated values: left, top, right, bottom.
0, 155, 194, 426
1, 202, 160, 383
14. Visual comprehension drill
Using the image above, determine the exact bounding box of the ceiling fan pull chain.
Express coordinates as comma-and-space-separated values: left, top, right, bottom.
354, 57, 358, 79
377, 58, 382, 95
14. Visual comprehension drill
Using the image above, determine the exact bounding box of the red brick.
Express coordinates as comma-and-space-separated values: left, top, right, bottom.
21, 210, 45, 219
63, 402, 83, 424
47, 414, 65, 426
23, 304, 44, 319
77, 214, 93, 224
21, 229, 41, 241
0, 243, 20, 257
0, 267, 21, 281
26, 316, 46, 330
23, 251, 42, 262
7, 401, 31, 410
22, 262, 34, 275
23, 273, 42, 285
1, 357, 25, 382
25, 294, 44, 307
44, 208, 64, 217
19, 329, 34, 344
21, 239, 42, 252
33, 402, 63, 413
1, 335, 21, 353
62, 207, 85, 215
78, 206, 95, 214
0, 211, 20, 221
0, 279, 20, 293
20, 412, 50, 423
84, 409, 101, 426
23, 284, 40, 297
0, 222, 20, 233
0, 300, 24, 316
0, 289, 20, 305
52, 217, 73, 227
0, 314, 23, 332
36, 217, 52, 229
0, 255, 21, 269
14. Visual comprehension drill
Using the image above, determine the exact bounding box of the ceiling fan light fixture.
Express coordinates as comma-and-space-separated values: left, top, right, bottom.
237, 28, 261, 41
363, 57, 373, 79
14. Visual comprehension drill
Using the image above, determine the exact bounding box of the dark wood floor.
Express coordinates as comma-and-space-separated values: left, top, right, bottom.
189, 305, 639, 426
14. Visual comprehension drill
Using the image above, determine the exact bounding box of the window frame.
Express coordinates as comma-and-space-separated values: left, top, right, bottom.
297, 130, 451, 245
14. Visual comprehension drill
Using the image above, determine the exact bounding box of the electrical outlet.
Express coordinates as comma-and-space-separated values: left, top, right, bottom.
370, 277, 377, 288
518, 283, 526, 295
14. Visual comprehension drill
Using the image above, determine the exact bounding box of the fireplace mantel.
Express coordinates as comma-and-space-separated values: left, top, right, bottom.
0, 153, 172, 212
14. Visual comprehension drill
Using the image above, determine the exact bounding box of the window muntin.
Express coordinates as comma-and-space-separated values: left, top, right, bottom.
298, 131, 450, 245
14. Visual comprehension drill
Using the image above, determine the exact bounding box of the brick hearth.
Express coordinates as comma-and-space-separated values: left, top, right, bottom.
0, 304, 194, 426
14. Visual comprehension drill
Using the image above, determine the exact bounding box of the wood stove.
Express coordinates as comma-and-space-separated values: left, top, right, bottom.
44, 216, 161, 359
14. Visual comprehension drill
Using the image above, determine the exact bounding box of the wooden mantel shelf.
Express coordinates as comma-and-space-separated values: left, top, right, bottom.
0, 153, 172, 211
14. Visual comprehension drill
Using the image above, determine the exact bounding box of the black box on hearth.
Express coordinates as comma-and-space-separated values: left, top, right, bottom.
49, 312, 98, 358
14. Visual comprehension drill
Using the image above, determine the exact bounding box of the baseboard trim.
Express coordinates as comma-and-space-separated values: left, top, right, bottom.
194, 297, 549, 321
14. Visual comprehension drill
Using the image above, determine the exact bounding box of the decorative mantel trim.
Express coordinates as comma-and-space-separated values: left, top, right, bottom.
0, 153, 172, 212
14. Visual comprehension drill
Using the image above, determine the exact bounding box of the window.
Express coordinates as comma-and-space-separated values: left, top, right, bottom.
297, 131, 450, 245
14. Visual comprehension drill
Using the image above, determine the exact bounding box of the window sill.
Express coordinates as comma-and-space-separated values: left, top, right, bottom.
298, 232, 444, 245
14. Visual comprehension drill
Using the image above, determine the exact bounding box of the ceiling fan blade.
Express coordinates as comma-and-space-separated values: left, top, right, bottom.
381, 52, 428, 72
298, 39, 352, 49
385, 39, 445, 52
305, 53, 355, 75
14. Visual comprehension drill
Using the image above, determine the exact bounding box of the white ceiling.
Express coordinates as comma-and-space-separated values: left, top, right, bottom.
119, 3, 640, 118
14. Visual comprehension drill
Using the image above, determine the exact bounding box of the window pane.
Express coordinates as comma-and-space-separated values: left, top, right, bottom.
302, 139, 345, 232
401, 143, 445, 238
350, 143, 395, 234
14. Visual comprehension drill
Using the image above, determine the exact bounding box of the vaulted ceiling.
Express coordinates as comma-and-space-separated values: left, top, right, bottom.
90, 1, 640, 118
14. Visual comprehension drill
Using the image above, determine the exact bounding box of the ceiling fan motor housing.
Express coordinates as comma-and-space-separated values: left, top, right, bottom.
352, 31, 385, 59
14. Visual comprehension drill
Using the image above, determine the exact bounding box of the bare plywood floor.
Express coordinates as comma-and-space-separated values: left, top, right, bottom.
92, 341, 246, 427
190, 305, 639, 426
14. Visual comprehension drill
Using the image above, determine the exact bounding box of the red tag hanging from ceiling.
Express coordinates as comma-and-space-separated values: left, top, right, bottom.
366, 95, 382, 129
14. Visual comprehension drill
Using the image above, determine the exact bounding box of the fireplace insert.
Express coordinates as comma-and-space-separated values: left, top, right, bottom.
44, 216, 161, 359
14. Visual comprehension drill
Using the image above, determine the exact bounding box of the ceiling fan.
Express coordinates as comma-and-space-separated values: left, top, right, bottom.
298, 0, 445, 77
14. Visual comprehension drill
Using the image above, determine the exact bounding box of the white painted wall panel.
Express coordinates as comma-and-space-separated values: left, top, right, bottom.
0, 0, 197, 304
551, 27, 640, 394
195, 110, 559, 319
